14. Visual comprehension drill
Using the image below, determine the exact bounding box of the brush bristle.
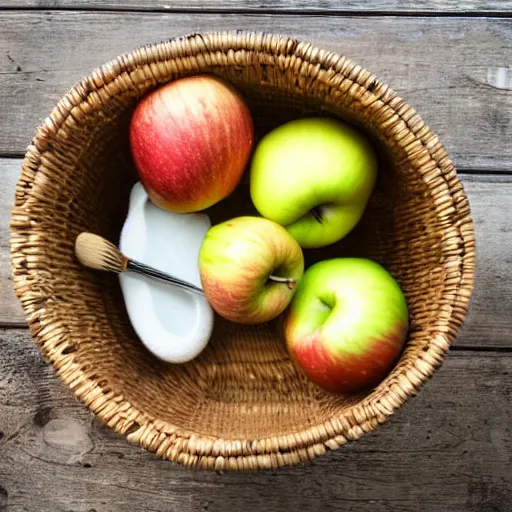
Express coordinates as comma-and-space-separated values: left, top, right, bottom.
75, 233, 127, 273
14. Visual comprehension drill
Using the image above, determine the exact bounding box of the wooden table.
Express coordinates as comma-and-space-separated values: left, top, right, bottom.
1, 2, 511, 511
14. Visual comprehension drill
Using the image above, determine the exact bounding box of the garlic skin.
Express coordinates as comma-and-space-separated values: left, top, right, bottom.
119, 182, 214, 363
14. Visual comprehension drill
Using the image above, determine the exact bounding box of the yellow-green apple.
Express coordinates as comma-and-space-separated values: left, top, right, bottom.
250, 118, 377, 248
199, 216, 304, 324
284, 258, 408, 394
130, 75, 254, 213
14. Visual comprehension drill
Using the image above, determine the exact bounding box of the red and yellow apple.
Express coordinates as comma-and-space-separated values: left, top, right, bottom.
130, 75, 254, 213
198, 216, 304, 324
284, 258, 408, 394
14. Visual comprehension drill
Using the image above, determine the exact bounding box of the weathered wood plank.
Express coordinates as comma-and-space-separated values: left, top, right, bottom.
2, 159, 511, 348
458, 175, 512, 348
0, 12, 511, 170
0, 159, 23, 325
0, 328, 511, 511
0, 0, 509, 13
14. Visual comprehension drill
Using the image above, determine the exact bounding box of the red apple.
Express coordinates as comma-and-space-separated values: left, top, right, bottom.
284, 258, 408, 394
130, 75, 254, 213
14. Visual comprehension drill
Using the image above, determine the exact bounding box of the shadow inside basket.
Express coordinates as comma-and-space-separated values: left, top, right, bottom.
40, 76, 443, 440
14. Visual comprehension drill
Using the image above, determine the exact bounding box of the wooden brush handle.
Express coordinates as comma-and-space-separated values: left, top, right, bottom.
126, 260, 204, 295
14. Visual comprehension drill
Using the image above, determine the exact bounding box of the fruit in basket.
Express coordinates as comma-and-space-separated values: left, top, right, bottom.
130, 75, 254, 213
283, 258, 408, 394
199, 216, 304, 324
250, 117, 377, 248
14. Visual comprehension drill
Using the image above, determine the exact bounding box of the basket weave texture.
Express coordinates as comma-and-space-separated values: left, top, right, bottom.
10, 32, 475, 471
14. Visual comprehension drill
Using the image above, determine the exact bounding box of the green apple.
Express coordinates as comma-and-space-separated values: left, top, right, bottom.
250, 118, 377, 248
284, 258, 408, 394
198, 216, 304, 324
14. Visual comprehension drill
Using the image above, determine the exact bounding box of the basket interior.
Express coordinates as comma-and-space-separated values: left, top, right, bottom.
23, 66, 447, 441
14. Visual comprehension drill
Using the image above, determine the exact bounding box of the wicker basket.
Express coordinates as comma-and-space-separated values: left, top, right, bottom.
10, 32, 475, 471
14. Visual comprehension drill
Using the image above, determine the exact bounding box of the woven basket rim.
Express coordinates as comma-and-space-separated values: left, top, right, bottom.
10, 30, 475, 471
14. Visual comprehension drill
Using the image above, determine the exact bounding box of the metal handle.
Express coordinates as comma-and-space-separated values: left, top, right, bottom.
126, 260, 204, 296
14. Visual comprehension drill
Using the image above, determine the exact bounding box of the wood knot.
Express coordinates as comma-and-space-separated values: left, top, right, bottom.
0, 484, 7, 510
33, 406, 54, 427
39, 418, 94, 464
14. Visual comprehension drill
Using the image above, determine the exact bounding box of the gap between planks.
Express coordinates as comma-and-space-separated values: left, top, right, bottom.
0, 0, 510, 15
0, 7, 511, 18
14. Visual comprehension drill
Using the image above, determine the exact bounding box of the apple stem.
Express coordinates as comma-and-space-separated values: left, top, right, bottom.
268, 274, 296, 290
310, 207, 323, 223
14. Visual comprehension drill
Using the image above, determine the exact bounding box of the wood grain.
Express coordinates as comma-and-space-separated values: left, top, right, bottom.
0, 328, 510, 511
458, 175, 512, 348
0, 0, 509, 13
0, 159, 23, 326
2, 159, 511, 348
0, 12, 511, 170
